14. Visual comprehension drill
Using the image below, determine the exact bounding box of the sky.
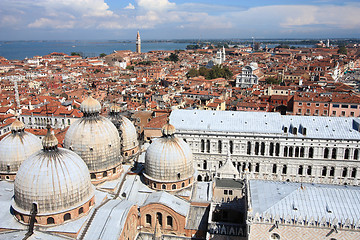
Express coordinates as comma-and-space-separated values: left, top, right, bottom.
1, 0, 360, 40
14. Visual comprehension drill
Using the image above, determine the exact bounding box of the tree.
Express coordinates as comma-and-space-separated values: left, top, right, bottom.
99, 53, 106, 58
186, 68, 199, 78
126, 65, 134, 70
266, 77, 281, 85
71, 52, 82, 56
165, 53, 179, 62
337, 46, 347, 55
205, 65, 233, 80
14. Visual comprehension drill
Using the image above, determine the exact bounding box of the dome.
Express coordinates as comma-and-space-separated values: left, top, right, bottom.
13, 128, 94, 217
64, 99, 122, 182
108, 105, 139, 159
145, 126, 193, 182
0, 119, 42, 180
80, 95, 101, 114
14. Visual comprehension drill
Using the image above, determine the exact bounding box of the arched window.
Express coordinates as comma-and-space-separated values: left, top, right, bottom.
272, 164, 277, 174
255, 142, 259, 155
269, 143, 274, 156
181, 182, 185, 188
64, 213, 71, 221
47, 217, 55, 224
283, 146, 288, 157
293, 127, 297, 135
103, 171, 108, 177
261, 142, 265, 156
79, 207, 84, 215
307, 166, 312, 175
322, 166, 327, 176
156, 212, 163, 226
206, 140, 210, 153
342, 167, 348, 178
229, 141, 233, 154
248, 163, 252, 172
298, 165, 303, 175
354, 149, 359, 160
275, 143, 280, 156
332, 148, 337, 159
167, 216, 173, 227
255, 163, 260, 172
309, 147, 314, 158
247, 141, 252, 155
344, 148, 350, 159
330, 167, 335, 176
197, 175, 203, 181
300, 147, 305, 158
162, 184, 166, 190
218, 140, 222, 153
146, 214, 152, 225
351, 168, 357, 178
282, 165, 287, 175
295, 147, 299, 157
203, 160, 207, 170
324, 148, 329, 158
172, 184, 176, 190
201, 139, 205, 153
289, 146, 293, 157
284, 127, 288, 133
153, 183, 157, 188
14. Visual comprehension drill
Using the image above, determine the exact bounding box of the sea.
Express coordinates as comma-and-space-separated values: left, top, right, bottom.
0, 41, 190, 60
0, 40, 314, 60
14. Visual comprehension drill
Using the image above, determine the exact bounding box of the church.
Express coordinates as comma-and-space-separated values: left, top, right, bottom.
1, 99, 360, 240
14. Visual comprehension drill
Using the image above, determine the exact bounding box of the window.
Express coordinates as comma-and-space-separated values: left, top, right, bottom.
324, 148, 329, 159
203, 160, 207, 170
351, 105, 357, 109
324, 103, 328, 107
261, 142, 265, 155
269, 143, 274, 156
162, 184, 166, 190
282, 165, 287, 174
206, 140, 210, 153
272, 164, 277, 174
332, 111, 336, 116
229, 141, 234, 154
307, 103, 311, 106
172, 184, 176, 190
218, 140, 222, 153
342, 168, 348, 178
344, 148, 350, 159
316, 103, 320, 107
352, 168, 357, 178
229, 190, 233, 195
275, 143, 280, 156
283, 146, 288, 157
255, 163, 260, 172
309, 147, 314, 158
307, 166, 312, 175
224, 190, 228, 195
79, 207, 84, 215
103, 171, 108, 177
342, 104, 349, 108
330, 167, 335, 176
201, 140, 205, 153
47, 217, 55, 224
322, 167, 327, 176
332, 148, 337, 159
255, 142, 259, 155
333, 104, 339, 108
91, 173, 96, 179
64, 213, 71, 221
341, 111, 345, 116
298, 109, 302, 114
298, 165, 303, 175
167, 216, 173, 227
157, 212, 163, 226
146, 214, 152, 225
298, 102, 302, 106
247, 141, 251, 155
354, 149, 359, 160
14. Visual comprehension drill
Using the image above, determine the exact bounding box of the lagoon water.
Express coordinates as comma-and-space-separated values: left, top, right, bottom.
0, 41, 190, 60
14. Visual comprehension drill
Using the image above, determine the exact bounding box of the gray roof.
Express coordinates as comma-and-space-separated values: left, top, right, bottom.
142, 191, 190, 217
83, 200, 134, 240
249, 180, 360, 224
215, 178, 244, 189
170, 109, 360, 140
185, 206, 209, 230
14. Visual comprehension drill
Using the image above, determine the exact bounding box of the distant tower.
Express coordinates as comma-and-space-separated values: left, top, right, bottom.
326, 39, 330, 48
136, 31, 141, 54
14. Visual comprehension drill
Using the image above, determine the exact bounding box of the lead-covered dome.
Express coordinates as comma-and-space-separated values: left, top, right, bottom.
64, 96, 122, 184
13, 126, 94, 225
144, 123, 194, 191
0, 119, 42, 181
108, 104, 139, 162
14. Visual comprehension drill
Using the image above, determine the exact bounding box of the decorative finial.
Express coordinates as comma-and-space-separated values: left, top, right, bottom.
42, 124, 58, 151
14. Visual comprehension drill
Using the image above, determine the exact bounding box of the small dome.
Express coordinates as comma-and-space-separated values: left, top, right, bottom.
110, 104, 121, 113
13, 130, 94, 215
249, 62, 258, 69
145, 130, 193, 181
0, 120, 42, 177
80, 95, 101, 114
11, 119, 25, 132
161, 123, 176, 137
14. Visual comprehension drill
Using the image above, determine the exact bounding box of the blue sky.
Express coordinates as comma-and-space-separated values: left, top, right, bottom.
1, 0, 360, 40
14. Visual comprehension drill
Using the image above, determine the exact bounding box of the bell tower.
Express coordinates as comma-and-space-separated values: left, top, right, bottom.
136, 31, 141, 54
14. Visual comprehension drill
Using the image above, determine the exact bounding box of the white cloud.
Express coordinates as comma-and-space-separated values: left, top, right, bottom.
28, 17, 75, 29
136, 0, 176, 11
124, 3, 135, 10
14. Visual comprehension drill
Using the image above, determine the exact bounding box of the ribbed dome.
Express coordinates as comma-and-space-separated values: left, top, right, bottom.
0, 121, 42, 176
64, 116, 122, 173
13, 131, 94, 215
145, 133, 194, 181
80, 95, 101, 114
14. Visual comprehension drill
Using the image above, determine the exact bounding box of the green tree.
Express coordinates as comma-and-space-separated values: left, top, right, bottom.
126, 65, 134, 70
199, 67, 210, 77
165, 53, 179, 62
266, 77, 281, 85
99, 53, 107, 58
186, 68, 199, 78
206, 65, 233, 80
337, 46, 348, 55
71, 52, 82, 56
